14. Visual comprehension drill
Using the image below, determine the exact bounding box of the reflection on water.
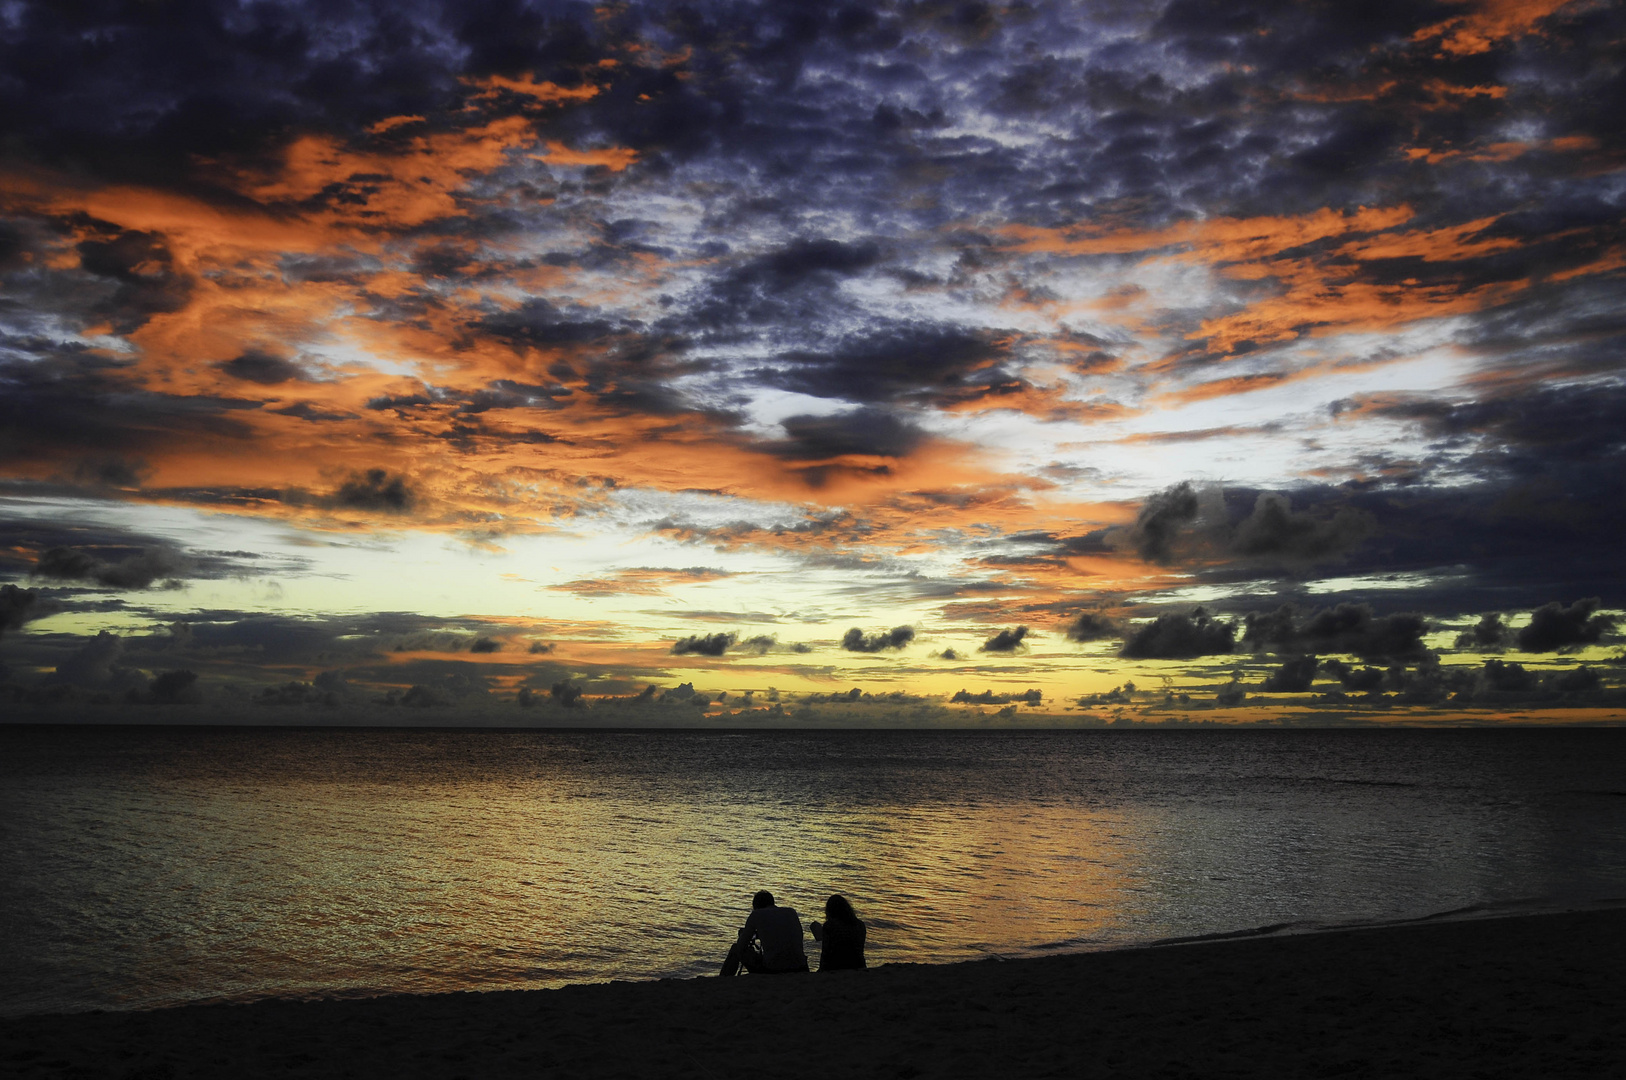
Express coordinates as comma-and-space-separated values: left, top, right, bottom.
2, 727, 1624, 1015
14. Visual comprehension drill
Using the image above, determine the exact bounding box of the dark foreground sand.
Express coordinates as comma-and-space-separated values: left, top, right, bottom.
5, 907, 1624, 1079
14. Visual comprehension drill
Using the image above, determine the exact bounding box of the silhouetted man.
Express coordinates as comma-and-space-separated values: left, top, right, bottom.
719, 890, 808, 976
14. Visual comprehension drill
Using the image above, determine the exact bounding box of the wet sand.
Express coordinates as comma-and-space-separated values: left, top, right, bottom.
4, 906, 1623, 1078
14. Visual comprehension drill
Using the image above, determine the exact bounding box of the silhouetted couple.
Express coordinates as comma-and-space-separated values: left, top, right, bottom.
718, 890, 867, 976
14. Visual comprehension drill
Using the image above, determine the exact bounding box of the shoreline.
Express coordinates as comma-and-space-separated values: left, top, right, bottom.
5, 905, 1623, 1078
11, 895, 1623, 1021
1133, 892, 1626, 948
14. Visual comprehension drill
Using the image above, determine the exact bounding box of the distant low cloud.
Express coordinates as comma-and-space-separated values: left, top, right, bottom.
735, 634, 777, 655
672, 631, 735, 656
660, 634, 799, 657
50, 629, 141, 689
0, 584, 51, 638
1323, 658, 1385, 692
373, 663, 494, 706
1470, 659, 1604, 700
1230, 494, 1373, 563
1065, 612, 1121, 642
979, 626, 1029, 653
1517, 598, 1614, 652
32, 545, 189, 590
1118, 483, 1371, 567
1122, 483, 1204, 564
1481, 658, 1539, 693
256, 679, 345, 707
841, 625, 915, 652
951, 688, 1042, 705
141, 670, 199, 705
1547, 666, 1602, 694
1120, 608, 1236, 659
1078, 682, 1135, 706
1243, 603, 1432, 663
1260, 654, 1319, 693
1455, 613, 1510, 651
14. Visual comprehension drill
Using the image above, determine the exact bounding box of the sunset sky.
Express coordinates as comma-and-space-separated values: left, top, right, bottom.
1, 0, 1622, 724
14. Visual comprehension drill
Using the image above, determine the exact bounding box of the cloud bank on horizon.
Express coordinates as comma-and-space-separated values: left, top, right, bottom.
1, 0, 1623, 724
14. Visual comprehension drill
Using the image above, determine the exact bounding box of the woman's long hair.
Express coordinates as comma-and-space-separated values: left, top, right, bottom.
824, 894, 859, 924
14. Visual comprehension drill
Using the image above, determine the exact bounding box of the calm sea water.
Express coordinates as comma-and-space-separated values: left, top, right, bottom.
2, 726, 1625, 1016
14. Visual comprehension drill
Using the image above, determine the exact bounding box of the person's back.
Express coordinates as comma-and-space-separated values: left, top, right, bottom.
743, 903, 806, 971
819, 916, 866, 970
811, 894, 867, 971
719, 890, 809, 976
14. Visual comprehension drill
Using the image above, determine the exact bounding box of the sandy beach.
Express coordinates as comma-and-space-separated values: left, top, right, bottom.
4, 906, 1623, 1079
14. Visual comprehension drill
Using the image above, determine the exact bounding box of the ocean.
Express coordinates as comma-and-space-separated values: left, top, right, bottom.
3, 725, 1624, 1017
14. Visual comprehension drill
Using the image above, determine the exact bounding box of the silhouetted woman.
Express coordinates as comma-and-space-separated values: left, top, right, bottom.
808, 894, 866, 971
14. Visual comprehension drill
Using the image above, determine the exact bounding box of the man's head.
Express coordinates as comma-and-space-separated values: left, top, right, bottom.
752, 890, 775, 909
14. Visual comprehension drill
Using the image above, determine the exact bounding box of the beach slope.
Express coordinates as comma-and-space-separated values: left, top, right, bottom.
4, 907, 1623, 1078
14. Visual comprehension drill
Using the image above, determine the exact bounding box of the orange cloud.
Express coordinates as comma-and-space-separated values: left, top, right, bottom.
1412, 0, 1574, 56
1402, 133, 1600, 165
1284, 75, 1506, 109
240, 115, 537, 229
987, 205, 1416, 263
530, 141, 639, 171
1188, 275, 1522, 355
1153, 373, 1293, 405
1549, 245, 1626, 282
367, 115, 428, 135
6, 177, 332, 262
935, 380, 1135, 423
1009, 207, 1544, 357
1420, 78, 1509, 101
1333, 216, 1520, 262
464, 74, 602, 104
550, 567, 735, 596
